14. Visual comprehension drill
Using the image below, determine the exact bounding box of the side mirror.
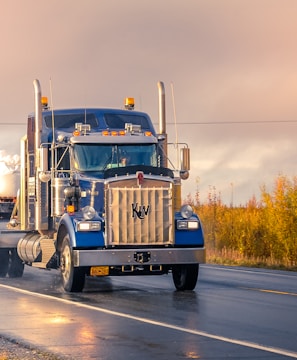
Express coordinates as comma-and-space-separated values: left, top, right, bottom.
180, 147, 190, 180
180, 147, 190, 171
38, 147, 51, 182
38, 147, 48, 172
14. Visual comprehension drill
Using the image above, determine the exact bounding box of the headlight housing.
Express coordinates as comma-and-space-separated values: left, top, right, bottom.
177, 204, 199, 230
176, 220, 199, 230
76, 221, 101, 232
76, 206, 101, 231
180, 204, 193, 219
82, 206, 96, 220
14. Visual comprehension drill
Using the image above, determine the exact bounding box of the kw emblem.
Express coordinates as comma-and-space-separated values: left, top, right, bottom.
132, 203, 150, 219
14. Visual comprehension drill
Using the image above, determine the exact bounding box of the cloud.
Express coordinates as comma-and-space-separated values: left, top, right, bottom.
1, 0, 297, 205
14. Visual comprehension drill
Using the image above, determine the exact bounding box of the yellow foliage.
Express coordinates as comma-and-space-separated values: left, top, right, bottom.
192, 174, 297, 267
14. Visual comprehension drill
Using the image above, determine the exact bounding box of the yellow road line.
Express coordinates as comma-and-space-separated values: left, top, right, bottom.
241, 287, 297, 296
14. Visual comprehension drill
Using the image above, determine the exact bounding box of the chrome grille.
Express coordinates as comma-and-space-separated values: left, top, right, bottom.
106, 182, 173, 246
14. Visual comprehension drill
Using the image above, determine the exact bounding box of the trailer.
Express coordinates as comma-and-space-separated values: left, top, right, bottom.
0, 170, 19, 218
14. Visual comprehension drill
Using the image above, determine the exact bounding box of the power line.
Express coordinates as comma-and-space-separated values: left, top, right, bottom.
0, 123, 26, 126
162, 119, 297, 125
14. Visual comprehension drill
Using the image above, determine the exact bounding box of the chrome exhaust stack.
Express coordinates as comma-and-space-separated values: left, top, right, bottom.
157, 81, 168, 167
33, 79, 48, 231
33, 79, 42, 154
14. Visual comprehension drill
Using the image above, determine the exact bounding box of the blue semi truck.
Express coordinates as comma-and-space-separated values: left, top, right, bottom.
0, 80, 205, 292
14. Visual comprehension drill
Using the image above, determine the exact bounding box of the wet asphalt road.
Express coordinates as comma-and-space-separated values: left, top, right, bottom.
0, 264, 297, 359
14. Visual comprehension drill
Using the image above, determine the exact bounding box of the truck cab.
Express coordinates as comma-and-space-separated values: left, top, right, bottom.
0, 80, 205, 292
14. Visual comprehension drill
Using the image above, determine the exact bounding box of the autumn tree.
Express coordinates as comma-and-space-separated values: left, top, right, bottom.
192, 174, 297, 267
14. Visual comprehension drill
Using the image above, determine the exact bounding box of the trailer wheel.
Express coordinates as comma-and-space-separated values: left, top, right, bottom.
7, 249, 24, 278
60, 234, 85, 292
0, 249, 9, 277
172, 264, 199, 291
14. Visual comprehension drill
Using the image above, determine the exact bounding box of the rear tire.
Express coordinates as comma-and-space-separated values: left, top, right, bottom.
7, 249, 24, 278
172, 264, 199, 291
0, 249, 9, 277
60, 234, 85, 292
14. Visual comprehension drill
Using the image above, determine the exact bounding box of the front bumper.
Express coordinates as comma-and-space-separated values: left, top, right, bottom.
73, 247, 206, 267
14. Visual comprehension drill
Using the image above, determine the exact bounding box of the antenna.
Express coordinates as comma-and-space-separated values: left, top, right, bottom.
49, 77, 55, 142
49, 77, 56, 178
170, 82, 179, 167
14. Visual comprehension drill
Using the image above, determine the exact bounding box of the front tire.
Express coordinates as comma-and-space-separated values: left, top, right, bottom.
7, 249, 24, 278
60, 234, 85, 292
172, 264, 199, 291
0, 249, 9, 277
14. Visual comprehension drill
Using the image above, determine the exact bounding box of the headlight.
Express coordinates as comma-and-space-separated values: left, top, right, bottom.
176, 220, 199, 230
180, 204, 193, 219
82, 206, 96, 220
77, 221, 101, 231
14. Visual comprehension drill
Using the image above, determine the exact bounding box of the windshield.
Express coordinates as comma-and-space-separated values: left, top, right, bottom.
73, 144, 158, 172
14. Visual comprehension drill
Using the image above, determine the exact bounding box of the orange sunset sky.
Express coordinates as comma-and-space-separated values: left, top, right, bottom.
1, 0, 297, 204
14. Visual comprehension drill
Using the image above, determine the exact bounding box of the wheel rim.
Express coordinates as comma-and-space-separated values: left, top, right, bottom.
61, 242, 71, 283
60, 234, 85, 292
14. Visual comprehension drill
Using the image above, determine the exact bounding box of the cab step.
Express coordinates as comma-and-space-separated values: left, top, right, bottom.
32, 238, 56, 268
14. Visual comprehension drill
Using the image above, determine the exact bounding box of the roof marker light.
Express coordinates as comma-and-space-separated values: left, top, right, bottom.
41, 96, 49, 110
124, 97, 135, 110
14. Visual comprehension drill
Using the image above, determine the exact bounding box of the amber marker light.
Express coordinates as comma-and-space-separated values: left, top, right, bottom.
124, 97, 135, 110
73, 130, 80, 136
41, 96, 48, 109
67, 205, 75, 213
102, 130, 109, 136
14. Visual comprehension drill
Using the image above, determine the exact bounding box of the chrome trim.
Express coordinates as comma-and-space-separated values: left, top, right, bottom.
33, 79, 43, 230
73, 247, 206, 267
105, 181, 174, 246
0, 230, 28, 248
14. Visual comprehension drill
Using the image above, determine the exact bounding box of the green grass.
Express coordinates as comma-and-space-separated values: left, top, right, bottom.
206, 247, 297, 272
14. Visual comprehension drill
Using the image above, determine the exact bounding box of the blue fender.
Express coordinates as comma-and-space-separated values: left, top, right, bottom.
57, 213, 77, 247
174, 213, 205, 246
57, 213, 105, 249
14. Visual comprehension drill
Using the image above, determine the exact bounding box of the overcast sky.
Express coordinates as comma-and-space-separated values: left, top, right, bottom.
1, 0, 297, 205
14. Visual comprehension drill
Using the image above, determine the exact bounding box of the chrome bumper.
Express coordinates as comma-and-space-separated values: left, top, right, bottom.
73, 247, 206, 267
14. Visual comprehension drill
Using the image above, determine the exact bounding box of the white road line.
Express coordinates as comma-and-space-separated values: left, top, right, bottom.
202, 264, 297, 278
1, 283, 297, 359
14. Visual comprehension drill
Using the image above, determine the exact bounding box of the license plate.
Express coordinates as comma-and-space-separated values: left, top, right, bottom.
90, 266, 109, 276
